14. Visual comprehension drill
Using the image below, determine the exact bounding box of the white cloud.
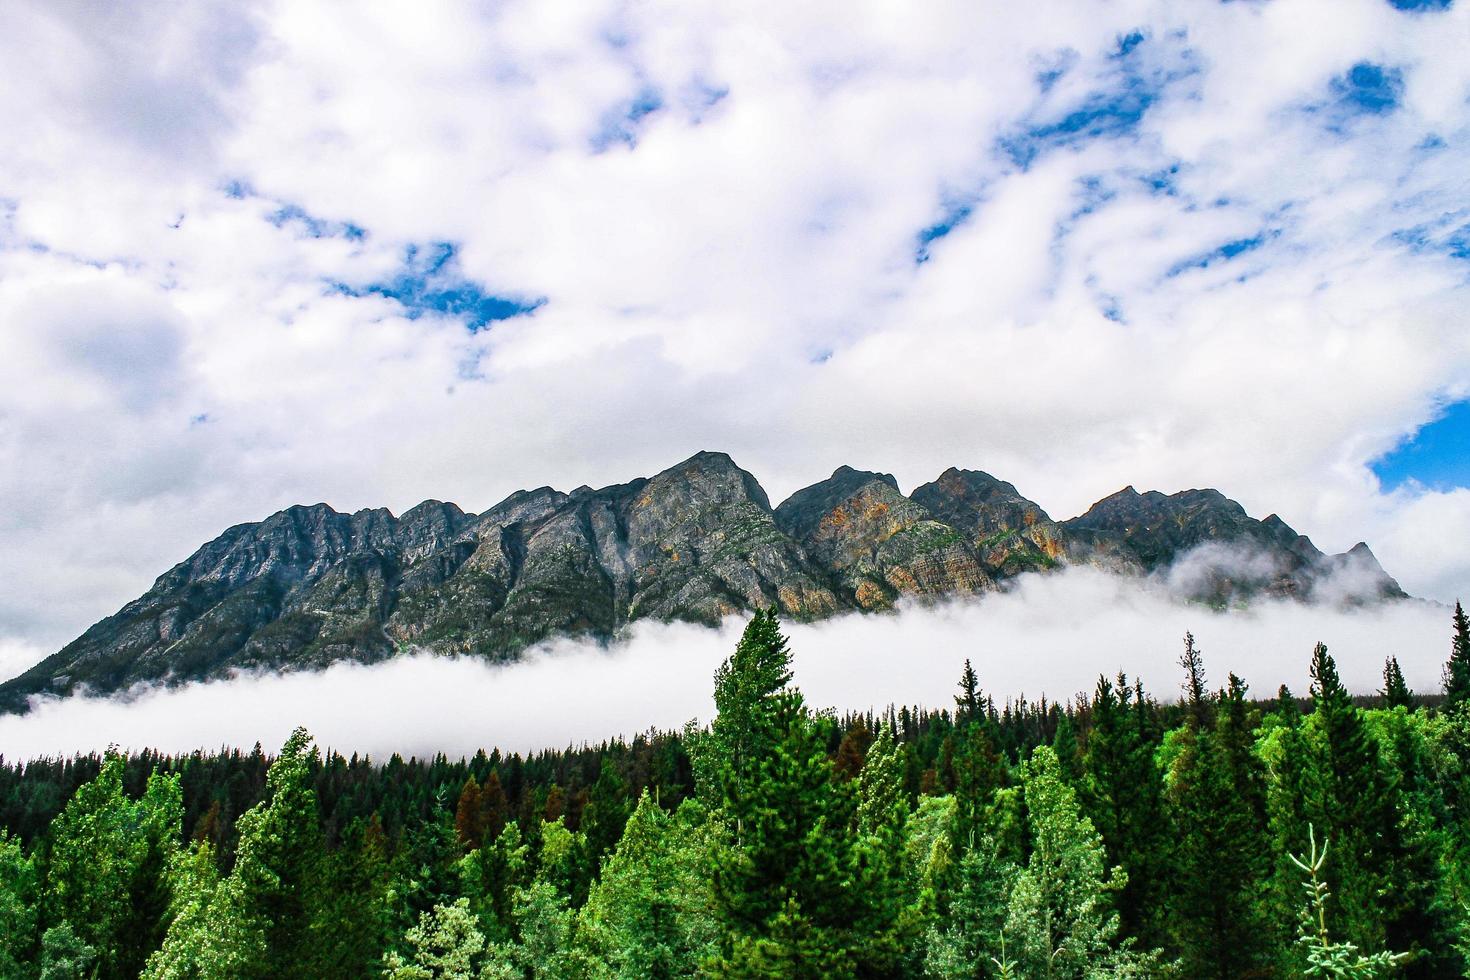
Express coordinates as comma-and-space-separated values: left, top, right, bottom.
0, 0, 1468, 676
0, 571, 1451, 761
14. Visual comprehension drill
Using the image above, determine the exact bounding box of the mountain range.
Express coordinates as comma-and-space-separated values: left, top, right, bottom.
0, 451, 1404, 711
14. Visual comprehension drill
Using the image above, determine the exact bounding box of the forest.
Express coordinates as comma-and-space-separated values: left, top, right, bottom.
2, 604, 1470, 978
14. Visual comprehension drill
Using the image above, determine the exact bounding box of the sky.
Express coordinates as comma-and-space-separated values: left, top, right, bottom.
1, 0, 1469, 682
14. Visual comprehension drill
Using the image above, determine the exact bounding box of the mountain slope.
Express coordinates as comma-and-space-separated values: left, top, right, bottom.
0, 453, 1406, 709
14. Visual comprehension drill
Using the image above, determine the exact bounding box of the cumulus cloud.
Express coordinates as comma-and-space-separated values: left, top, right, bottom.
0, 570, 1451, 762
1, 0, 1469, 668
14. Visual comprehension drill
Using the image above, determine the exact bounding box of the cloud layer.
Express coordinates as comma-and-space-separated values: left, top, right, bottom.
0, 570, 1450, 762
1, 0, 1469, 668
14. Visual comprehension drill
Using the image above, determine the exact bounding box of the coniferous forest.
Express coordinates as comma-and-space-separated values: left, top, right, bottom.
3, 605, 1470, 978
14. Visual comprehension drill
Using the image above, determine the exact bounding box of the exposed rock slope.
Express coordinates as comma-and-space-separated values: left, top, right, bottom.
0, 452, 1405, 709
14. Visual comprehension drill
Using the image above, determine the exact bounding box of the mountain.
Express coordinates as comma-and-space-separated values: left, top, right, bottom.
0, 452, 1405, 710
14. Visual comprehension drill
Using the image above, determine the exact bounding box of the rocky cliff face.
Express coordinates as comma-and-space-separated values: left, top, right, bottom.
0, 452, 1406, 709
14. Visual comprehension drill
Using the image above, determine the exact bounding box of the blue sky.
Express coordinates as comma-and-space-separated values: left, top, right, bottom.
1373, 399, 1470, 492
0, 0, 1468, 672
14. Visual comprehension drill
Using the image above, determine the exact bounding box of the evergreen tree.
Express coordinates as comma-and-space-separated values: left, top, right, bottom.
853, 725, 918, 973
1165, 673, 1275, 977
1290, 827, 1406, 978
1381, 657, 1414, 710
456, 777, 487, 850
43, 752, 182, 980
1078, 674, 1169, 950
1005, 746, 1145, 978
144, 727, 324, 979
578, 793, 719, 978
0, 830, 37, 976
1179, 632, 1210, 728
309, 814, 394, 977
955, 660, 982, 727
923, 833, 1017, 979
459, 821, 529, 945
579, 758, 632, 870
1445, 602, 1470, 708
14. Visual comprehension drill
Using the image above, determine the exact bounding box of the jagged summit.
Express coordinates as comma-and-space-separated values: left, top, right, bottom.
0, 452, 1407, 711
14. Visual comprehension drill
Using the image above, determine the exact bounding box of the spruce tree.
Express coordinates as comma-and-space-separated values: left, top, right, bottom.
1079, 674, 1169, 950
955, 660, 982, 727
853, 725, 918, 973
1381, 656, 1414, 710
1165, 672, 1276, 977
697, 612, 864, 974
1445, 601, 1470, 707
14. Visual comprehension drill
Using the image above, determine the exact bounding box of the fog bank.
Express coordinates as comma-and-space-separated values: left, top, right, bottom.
0, 568, 1451, 762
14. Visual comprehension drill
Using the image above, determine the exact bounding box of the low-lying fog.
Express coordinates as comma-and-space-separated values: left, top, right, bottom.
0, 567, 1451, 762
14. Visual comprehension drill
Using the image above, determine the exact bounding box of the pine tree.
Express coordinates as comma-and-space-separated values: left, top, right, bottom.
1445, 602, 1470, 707
458, 822, 530, 944
1381, 657, 1414, 710
580, 758, 632, 870
308, 815, 393, 977
1295, 643, 1463, 972
1179, 632, 1210, 728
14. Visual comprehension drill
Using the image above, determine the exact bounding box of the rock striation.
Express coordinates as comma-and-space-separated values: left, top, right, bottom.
0, 452, 1405, 710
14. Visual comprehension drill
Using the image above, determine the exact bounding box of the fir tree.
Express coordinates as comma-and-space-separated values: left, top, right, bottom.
1445, 602, 1470, 708
1165, 673, 1275, 977
955, 660, 982, 728
1079, 674, 1169, 950
1381, 657, 1414, 710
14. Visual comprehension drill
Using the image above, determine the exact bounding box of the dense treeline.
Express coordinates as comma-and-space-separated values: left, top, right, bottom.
2, 602, 1470, 977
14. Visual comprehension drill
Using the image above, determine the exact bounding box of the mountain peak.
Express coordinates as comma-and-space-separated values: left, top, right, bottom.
0, 453, 1409, 712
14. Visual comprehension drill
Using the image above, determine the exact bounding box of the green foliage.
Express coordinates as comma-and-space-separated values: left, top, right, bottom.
1446, 601, 1470, 708
1164, 671, 1277, 977
1291, 826, 1407, 978
44, 751, 182, 980
0, 829, 37, 974
383, 899, 488, 980
1078, 673, 1169, 949
144, 726, 324, 979
1004, 746, 1147, 978
38, 921, 95, 980
1381, 656, 1414, 710
5, 613, 1470, 977
578, 794, 718, 978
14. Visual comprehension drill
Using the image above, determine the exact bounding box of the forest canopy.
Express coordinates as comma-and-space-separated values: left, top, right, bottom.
2, 603, 1470, 977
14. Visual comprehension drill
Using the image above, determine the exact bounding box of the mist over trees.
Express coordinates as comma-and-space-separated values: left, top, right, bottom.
1, 607, 1469, 977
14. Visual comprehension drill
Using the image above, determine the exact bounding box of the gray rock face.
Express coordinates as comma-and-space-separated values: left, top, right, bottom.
0, 454, 1407, 709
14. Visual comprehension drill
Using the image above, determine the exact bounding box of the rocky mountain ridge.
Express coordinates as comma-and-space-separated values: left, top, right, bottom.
0, 451, 1404, 711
